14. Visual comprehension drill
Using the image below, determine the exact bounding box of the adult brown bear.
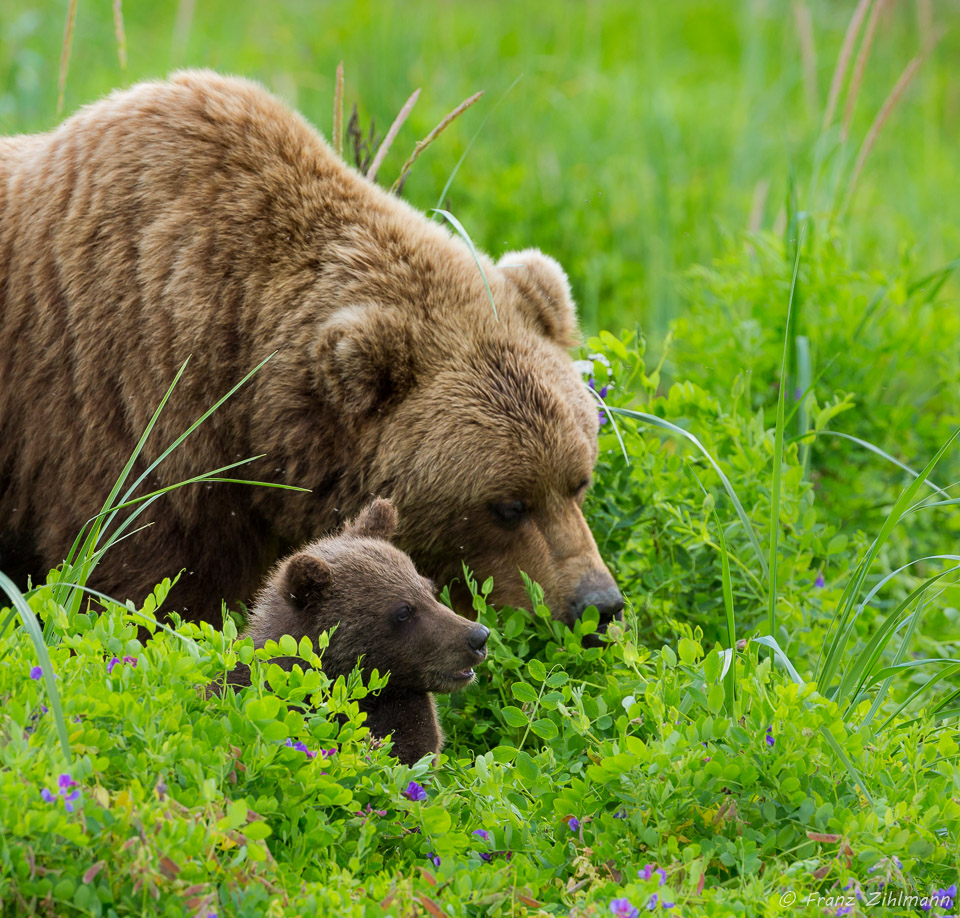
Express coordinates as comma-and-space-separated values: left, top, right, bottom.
0, 71, 622, 633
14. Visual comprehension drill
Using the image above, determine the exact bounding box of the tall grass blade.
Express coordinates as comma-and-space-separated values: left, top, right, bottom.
431, 209, 497, 319
817, 426, 960, 691
609, 407, 767, 579
113, 0, 128, 71
57, 0, 78, 115
436, 75, 523, 209
0, 573, 72, 761
769, 233, 804, 636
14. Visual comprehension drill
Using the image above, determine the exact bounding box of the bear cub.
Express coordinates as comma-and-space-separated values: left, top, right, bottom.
230, 498, 490, 765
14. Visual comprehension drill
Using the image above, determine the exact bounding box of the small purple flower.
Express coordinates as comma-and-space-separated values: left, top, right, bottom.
473, 829, 490, 841
41, 774, 82, 811
58, 774, 77, 792
613, 808, 627, 819
610, 898, 639, 918
794, 387, 803, 401
639, 864, 655, 881
835, 907, 852, 917
765, 725, 775, 748
426, 851, 441, 868
661, 902, 675, 911
285, 738, 318, 759
567, 816, 580, 832
656, 867, 667, 886
30, 665, 43, 681
646, 893, 659, 911
122, 655, 138, 667
599, 410, 609, 426
320, 748, 337, 759
106, 657, 120, 674
815, 572, 825, 589
930, 885, 957, 911
402, 781, 427, 802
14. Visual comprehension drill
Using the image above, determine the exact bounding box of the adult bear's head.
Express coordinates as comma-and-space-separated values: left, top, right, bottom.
315, 244, 622, 639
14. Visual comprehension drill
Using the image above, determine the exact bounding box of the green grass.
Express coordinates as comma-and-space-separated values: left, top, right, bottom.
2, 2, 960, 915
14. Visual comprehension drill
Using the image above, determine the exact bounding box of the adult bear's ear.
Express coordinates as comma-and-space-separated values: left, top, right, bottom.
315, 305, 417, 415
498, 249, 580, 348
342, 498, 399, 540
283, 553, 332, 608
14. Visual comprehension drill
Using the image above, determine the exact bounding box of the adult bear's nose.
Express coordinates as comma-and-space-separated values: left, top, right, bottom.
571, 573, 624, 628
467, 623, 490, 656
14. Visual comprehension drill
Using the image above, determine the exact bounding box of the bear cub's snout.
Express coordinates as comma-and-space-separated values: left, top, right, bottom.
229, 498, 492, 765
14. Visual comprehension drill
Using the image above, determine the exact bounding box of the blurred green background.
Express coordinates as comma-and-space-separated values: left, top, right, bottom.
2, 0, 958, 338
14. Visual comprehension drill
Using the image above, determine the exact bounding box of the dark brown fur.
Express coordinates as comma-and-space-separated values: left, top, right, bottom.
229, 499, 490, 764
0, 71, 620, 629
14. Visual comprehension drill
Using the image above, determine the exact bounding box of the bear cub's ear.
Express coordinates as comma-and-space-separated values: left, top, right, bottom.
342, 497, 398, 540
498, 249, 580, 348
315, 304, 417, 416
283, 553, 332, 608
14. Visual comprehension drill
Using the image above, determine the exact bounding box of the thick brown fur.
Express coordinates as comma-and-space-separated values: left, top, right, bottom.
0, 71, 620, 629
229, 499, 490, 765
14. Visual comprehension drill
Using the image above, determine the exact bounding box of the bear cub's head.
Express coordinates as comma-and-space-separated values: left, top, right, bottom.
244, 498, 490, 696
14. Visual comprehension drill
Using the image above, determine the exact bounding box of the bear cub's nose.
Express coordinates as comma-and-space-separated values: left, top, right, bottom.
467, 623, 490, 656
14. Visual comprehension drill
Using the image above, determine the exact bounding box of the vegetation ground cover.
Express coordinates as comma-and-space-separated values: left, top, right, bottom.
1, 2, 958, 915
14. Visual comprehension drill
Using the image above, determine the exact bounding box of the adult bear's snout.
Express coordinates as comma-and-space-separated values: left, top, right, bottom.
570, 572, 624, 632
467, 623, 491, 657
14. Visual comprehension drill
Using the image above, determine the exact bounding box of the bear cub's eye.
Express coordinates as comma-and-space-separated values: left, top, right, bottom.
392, 604, 415, 624
489, 500, 528, 529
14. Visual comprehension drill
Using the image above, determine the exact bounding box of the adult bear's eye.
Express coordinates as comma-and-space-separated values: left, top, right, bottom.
489, 500, 528, 529
392, 604, 414, 624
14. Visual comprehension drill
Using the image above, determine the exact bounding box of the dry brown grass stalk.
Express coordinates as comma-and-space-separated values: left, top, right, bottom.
846, 51, 925, 205
171, 0, 196, 64
333, 62, 344, 159
367, 88, 421, 181
390, 90, 484, 194
57, 0, 78, 115
821, 0, 873, 133
842, 0, 888, 139
113, 0, 128, 71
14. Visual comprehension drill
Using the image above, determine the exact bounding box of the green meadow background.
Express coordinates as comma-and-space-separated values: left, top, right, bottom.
2, 3, 960, 915
3, 0, 959, 339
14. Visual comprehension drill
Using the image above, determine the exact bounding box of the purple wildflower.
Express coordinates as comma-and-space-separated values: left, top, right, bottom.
473, 829, 490, 841
662, 902, 675, 911
30, 665, 43, 681
613, 808, 627, 819
656, 867, 667, 886
765, 725, 775, 748
285, 738, 318, 759
41, 774, 82, 812
58, 774, 77, 792
815, 572, 825, 589
402, 781, 427, 802
567, 816, 581, 832
106, 657, 120, 674
599, 410, 608, 426
639, 864, 655, 881
320, 748, 337, 759
122, 655, 138, 667
646, 893, 659, 910
426, 851, 441, 868
836, 907, 852, 917
610, 898, 639, 918
930, 884, 957, 911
